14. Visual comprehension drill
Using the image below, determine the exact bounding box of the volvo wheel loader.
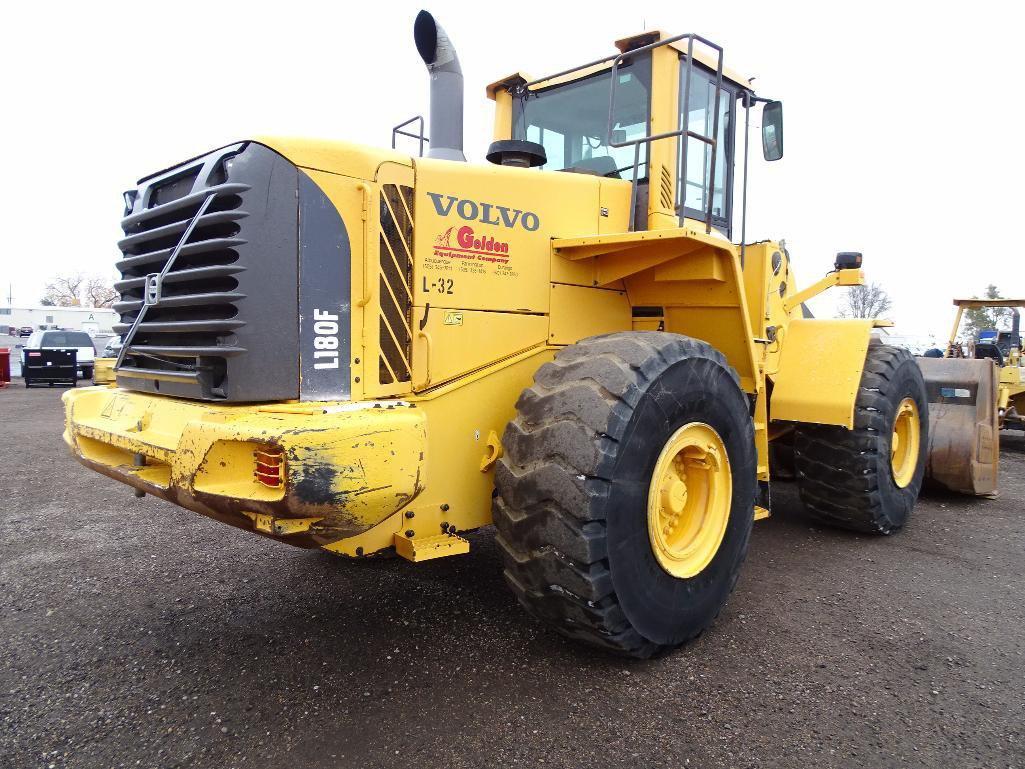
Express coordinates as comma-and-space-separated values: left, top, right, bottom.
920, 298, 1025, 495
63, 11, 929, 657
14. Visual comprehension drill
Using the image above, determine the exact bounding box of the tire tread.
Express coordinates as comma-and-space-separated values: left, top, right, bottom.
793, 344, 925, 534
493, 332, 745, 657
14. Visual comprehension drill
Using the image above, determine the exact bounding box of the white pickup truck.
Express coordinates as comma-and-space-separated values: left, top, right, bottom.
23, 330, 96, 380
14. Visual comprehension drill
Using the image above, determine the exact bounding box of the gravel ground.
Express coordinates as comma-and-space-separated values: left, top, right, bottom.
2, 384, 1023, 769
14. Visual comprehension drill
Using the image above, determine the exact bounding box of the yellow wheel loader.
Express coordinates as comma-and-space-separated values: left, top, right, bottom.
63, 12, 929, 657
919, 298, 1025, 495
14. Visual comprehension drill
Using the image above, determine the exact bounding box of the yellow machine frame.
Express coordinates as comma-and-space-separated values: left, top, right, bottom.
63, 30, 886, 561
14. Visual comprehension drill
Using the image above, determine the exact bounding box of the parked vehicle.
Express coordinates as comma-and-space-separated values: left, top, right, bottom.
23, 348, 77, 388
100, 336, 123, 358
19, 326, 33, 337
23, 330, 95, 379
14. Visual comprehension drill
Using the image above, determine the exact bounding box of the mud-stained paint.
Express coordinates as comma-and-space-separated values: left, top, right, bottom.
282, 427, 398, 439
292, 462, 352, 507
350, 484, 392, 497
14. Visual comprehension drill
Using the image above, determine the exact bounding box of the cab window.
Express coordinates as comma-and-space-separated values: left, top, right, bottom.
42, 331, 93, 348
512, 54, 652, 178
678, 61, 735, 229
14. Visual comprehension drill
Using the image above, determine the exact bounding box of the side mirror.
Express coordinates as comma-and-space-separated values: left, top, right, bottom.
762, 100, 783, 161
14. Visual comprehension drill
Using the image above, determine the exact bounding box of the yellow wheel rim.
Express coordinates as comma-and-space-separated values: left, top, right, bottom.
647, 422, 732, 579
890, 397, 920, 488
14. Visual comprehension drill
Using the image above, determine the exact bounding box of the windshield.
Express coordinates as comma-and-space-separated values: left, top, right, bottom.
511, 54, 652, 178
42, 331, 94, 348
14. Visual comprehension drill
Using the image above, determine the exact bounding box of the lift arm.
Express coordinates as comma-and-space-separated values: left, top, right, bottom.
782, 268, 863, 316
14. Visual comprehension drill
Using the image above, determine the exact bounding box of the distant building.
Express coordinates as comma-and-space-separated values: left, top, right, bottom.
0, 305, 118, 334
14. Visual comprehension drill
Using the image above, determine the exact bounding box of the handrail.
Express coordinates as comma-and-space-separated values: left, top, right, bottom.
392, 116, 429, 157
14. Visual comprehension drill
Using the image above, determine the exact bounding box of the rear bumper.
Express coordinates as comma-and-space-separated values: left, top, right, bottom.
62, 387, 426, 547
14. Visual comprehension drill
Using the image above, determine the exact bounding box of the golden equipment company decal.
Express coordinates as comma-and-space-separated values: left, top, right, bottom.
433, 225, 511, 265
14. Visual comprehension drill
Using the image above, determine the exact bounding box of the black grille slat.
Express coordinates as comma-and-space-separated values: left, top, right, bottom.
112, 319, 245, 334
116, 367, 203, 383
114, 291, 245, 314
126, 345, 246, 358
117, 210, 248, 254
115, 264, 245, 292
122, 182, 250, 230
115, 237, 246, 275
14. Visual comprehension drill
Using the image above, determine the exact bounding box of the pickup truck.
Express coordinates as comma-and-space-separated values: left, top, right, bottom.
22, 330, 96, 379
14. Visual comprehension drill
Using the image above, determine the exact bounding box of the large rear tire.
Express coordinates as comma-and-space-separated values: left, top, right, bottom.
794, 344, 928, 534
493, 332, 756, 658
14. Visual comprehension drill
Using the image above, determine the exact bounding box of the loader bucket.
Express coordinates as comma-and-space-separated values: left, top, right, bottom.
917, 357, 999, 495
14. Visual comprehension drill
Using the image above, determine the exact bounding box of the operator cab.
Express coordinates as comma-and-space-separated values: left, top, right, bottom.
487, 31, 782, 239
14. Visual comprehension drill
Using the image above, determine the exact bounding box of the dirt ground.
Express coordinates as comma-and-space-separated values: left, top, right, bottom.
2, 384, 1023, 769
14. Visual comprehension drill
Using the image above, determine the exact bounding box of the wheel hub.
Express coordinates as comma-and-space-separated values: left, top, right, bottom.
890, 397, 920, 488
647, 423, 732, 579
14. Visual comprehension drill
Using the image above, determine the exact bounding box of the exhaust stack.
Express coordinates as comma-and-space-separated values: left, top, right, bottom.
414, 10, 465, 161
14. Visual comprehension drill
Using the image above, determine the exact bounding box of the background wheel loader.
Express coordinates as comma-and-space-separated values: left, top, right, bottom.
62, 11, 929, 657
919, 298, 1025, 496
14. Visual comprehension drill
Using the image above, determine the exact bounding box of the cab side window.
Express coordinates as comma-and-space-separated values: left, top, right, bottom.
678, 62, 734, 229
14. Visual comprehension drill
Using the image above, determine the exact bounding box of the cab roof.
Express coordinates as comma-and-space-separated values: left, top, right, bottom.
486, 30, 754, 100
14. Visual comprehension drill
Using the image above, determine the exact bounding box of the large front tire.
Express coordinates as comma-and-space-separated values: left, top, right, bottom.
794, 344, 928, 533
493, 332, 756, 658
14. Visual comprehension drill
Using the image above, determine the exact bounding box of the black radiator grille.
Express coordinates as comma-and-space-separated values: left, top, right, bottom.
112, 142, 351, 403
113, 171, 250, 395
112, 142, 302, 402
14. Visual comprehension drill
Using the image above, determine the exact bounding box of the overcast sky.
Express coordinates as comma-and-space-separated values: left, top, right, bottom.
2, 0, 1020, 342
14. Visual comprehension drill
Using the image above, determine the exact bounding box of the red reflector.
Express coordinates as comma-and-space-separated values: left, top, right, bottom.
28, 352, 42, 357
254, 448, 284, 487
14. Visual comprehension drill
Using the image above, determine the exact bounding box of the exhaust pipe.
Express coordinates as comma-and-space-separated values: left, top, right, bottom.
414, 10, 466, 162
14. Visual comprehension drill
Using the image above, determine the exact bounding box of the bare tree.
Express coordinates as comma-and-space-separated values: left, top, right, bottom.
838, 282, 893, 319
41, 272, 120, 308
85, 277, 119, 309
42, 273, 86, 307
